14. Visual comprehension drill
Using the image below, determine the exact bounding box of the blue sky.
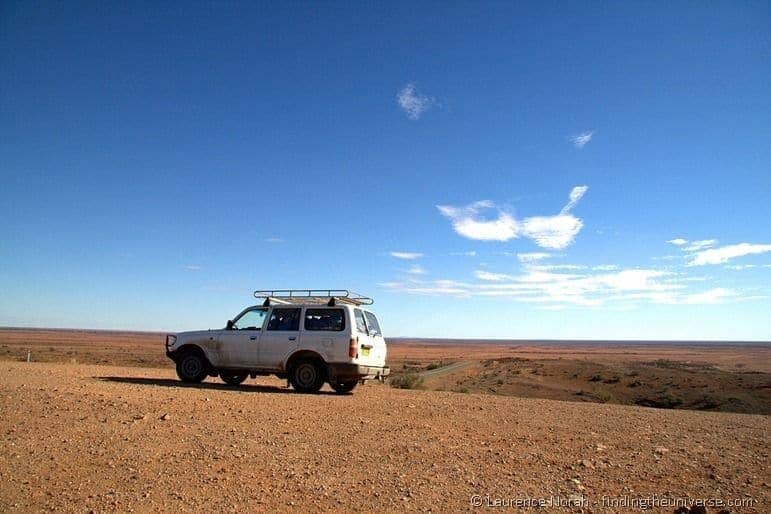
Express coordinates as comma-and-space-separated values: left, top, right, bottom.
1, 2, 770, 340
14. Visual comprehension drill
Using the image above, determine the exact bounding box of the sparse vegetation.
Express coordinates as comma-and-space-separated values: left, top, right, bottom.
390, 373, 424, 390
594, 389, 614, 403
635, 391, 683, 409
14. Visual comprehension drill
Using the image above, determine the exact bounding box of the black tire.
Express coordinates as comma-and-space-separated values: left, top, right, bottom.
289, 359, 325, 393
220, 372, 247, 386
176, 352, 208, 383
331, 380, 358, 394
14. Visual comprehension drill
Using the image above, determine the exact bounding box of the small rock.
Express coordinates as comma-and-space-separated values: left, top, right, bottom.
654, 446, 669, 454
579, 459, 593, 469
690, 506, 707, 514
160, 413, 171, 421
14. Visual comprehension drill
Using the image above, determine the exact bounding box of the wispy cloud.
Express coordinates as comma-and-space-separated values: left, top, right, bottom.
684, 239, 717, 252
383, 265, 747, 307
390, 251, 424, 260
666, 238, 718, 252
437, 186, 589, 250
570, 130, 595, 149
678, 288, 738, 304
474, 270, 514, 282
264, 237, 284, 243
405, 265, 427, 275
397, 83, 434, 120
560, 185, 588, 214
184, 265, 202, 271
725, 264, 758, 270
448, 251, 477, 257
517, 252, 551, 263
689, 243, 771, 266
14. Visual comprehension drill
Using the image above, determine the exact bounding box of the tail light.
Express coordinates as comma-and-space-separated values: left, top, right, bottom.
349, 337, 358, 359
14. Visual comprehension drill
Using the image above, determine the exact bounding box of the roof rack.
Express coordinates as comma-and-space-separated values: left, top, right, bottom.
253, 289, 374, 307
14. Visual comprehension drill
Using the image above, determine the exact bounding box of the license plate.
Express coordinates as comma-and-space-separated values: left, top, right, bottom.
361, 348, 370, 357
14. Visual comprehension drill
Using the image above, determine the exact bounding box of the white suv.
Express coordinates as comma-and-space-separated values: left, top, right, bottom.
165, 290, 390, 393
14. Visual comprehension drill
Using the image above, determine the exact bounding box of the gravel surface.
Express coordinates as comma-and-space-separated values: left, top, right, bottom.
1, 361, 768, 512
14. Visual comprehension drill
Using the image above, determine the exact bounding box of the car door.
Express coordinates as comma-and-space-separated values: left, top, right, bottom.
217, 307, 267, 368
259, 307, 301, 370
359, 309, 387, 367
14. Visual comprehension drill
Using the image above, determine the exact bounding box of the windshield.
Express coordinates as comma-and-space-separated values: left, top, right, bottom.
232, 308, 267, 330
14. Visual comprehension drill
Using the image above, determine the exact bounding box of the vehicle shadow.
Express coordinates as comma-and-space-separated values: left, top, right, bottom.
96, 376, 338, 395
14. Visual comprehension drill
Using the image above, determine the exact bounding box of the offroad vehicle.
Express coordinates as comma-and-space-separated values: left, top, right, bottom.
165, 290, 390, 393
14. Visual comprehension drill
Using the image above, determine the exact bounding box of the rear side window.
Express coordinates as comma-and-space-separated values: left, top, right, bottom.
304, 309, 345, 331
364, 311, 382, 336
267, 308, 301, 331
354, 309, 367, 334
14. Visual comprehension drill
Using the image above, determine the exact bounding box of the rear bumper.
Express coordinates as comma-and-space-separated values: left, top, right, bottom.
327, 363, 391, 382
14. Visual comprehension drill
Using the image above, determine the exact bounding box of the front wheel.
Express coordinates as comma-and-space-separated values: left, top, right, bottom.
331, 380, 358, 394
176, 353, 208, 383
289, 359, 325, 393
220, 372, 247, 386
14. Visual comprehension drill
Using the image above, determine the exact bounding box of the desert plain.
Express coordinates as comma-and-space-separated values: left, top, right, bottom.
0, 328, 768, 512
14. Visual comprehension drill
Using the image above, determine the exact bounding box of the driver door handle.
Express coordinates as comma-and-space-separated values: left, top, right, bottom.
250, 336, 258, 340
288, 336, 296, 341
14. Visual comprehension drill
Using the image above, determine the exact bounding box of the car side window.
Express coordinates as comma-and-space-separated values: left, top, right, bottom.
267, 308, 301, 331
304, 309, 345, 331
354, 309, 367, 334
233, 309, 267, 330
364, 311, 381, 336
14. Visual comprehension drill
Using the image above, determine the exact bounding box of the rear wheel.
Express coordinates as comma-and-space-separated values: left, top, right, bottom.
289, 359, 325, 393
331, 380, 358, 394
176, 353, 208, 383
220, 372, 247, 386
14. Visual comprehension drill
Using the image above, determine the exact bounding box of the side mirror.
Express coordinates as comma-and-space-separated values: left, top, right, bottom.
226, 320, 235, 330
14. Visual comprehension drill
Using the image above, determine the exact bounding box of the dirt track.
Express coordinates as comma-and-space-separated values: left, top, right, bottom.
1, 361, 768, 512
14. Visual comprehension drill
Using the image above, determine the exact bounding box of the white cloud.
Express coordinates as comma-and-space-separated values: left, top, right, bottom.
437, 186, 589, 250
517, 252, 551, 263
474, 270, 513, 282
397, 83, 434, 120
184, 265, 202, 271
520, 214, 584, 250
390, 251, 424, 260
405, 265, 427, 275
449, 251, 477, 257
667, 238, 688, 246
684, 239, 717, 252
436, 201, 519, 242
689, 243, 771, 266
570, 130, 595, 149
264, 237, 284, 243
